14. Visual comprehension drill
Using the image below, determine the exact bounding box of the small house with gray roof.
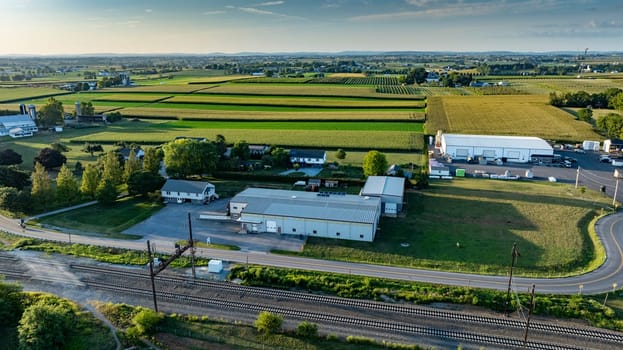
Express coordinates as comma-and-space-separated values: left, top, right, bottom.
160, 179, 217, 204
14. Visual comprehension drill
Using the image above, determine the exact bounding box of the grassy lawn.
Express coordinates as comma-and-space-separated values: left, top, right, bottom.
425, 95, 603, 141
298, 178, 610, 276
33, 197, 163, 239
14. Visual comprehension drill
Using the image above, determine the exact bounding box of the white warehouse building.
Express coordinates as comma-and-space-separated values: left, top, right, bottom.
229, 188, 381, 242
439, 133, 553, 163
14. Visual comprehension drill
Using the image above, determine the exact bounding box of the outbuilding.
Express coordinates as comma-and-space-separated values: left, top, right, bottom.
603, 139, 623, 154
359, 176, 405, 216
160, 179, 217, 204
229, 188, 381, 242
439, 133, 553, 163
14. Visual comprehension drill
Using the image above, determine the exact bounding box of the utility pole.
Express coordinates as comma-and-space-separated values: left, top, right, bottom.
146, 212, 196, 312
505, 242, 520, 315
189, 213, 196, 279
523, 284, 536, 349
575, 166, 580, 189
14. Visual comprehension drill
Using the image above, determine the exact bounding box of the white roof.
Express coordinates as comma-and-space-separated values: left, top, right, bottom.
360, 176, 405, 198
0, 114, 36, 129
161, 179, 213, 194
231, 188, 380, 224
442, 134, 552, 150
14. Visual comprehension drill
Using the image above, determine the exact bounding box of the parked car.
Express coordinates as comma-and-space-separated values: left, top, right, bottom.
600, 155, 611, 163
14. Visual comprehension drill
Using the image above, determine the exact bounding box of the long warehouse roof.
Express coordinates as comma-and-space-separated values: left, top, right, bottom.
442, 134, 552, 150
231, 188, 380, 224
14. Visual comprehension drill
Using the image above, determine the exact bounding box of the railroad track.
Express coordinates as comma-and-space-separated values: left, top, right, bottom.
71, 263, 623, 346
85, 278, 582, 350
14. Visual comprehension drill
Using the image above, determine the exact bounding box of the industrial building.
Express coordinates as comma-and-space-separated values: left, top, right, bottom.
160, 179, 217, 204
438, 133, 553, 163
360, 176, 405, 216
229, 188, 381, 241
0, 104, 38, 138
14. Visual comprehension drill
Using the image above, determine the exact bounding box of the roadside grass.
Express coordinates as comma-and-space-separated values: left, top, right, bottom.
0, 87, 70, 102
425, 95, 603, 141
32, 197, 163, 238
176, 239, 240, 251
296, 179, 611, 276
326, 150, 426, 168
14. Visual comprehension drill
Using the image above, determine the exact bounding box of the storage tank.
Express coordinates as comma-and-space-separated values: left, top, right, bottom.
19, 104, 26, 114
75, 101, 81, 116
27, 105, 36, 120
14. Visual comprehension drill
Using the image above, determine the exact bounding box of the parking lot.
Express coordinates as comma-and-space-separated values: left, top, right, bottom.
122, 199, 306, 252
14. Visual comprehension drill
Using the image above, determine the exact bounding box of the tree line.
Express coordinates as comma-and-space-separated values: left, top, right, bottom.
549, 88, 623, 109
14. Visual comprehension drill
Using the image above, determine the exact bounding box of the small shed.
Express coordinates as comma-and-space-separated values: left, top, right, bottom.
360, 176, 405, 215
208, 260, 223, 273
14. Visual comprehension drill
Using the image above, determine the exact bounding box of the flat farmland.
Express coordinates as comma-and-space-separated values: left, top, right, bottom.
155, 120, 424, 132
69, 120, 423, 150
0, 87, 70, 103
200, 83, 425, 99
509, 77, 623, 94
164, 94, 426, 108
117, 107, 424, 121
425, 95, 602, 141
98, 84, 217, 93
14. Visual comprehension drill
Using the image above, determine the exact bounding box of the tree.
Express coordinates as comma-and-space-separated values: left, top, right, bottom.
142, 147, 163, 175
596, 113, 623, 138
34, 148, 66, 169
231, 140, 250, 160
80, 101, 94, 116
49, 143, 69, 153
130, 308, 164, 336
163, 138, 218, 178
0, 187, 31, 213
610, 92, 623, 111
296, 321, 318, 338
404, 67, 428, 84
18, 298, 74, 350
105, 111, 123, 122
214, 134, 227, 157
95, 179, 118, 206
335, 149, 346, 160
254, 311, 283, 334
576, 108, 593, 123
127, 171, 165, 197
0, 149, 23, 165
56, 164, 79, 205
82, 143, 104, 157
270, 147, 290, 168
36, 97, 64, 127
31, 162, 54, 210
80, 164, 100, 199
123, 149, 142, 181
100, 151, 123, 186
362, 150, 388, 177
0, 166, 30, 189
0, 280, 24, 327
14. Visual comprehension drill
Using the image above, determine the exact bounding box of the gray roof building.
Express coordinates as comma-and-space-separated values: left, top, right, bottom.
360, 176, 405, 216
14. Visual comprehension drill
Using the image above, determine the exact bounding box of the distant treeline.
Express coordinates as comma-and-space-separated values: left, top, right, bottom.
549, 88, 623, 109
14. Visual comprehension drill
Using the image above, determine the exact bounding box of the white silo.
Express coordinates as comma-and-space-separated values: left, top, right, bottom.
19, 104, 27, 115
28, 105, 36, 120
75, 101, 81, 116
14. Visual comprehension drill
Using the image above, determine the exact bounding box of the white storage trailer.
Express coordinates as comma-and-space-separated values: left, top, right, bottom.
439, 133, 553, 163
582, 140, 600, 151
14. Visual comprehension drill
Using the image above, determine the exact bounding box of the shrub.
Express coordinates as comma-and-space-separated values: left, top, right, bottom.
254, 311, 283, 334
130, 307, 163, 336
295, 321, 318, 338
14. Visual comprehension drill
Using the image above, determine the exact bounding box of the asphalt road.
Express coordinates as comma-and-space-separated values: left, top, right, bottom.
2, 206, 622, 295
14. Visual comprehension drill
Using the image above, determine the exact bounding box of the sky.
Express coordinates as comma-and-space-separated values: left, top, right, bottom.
1, 0, 622, 55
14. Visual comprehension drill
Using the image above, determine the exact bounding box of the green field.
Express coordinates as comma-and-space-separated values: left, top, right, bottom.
425, 95, 603, 141
508, 77, 623, 94
201, 83, 425, 98
0, 87, 70, 103
299, 178, 609, 276
155, 120, 424, 132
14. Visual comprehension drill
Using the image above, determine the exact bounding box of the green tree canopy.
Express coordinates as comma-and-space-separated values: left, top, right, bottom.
127, 170, 165, 197
0, 165, 30, 189
17, 297, 74, 350
0, 280, 24, 327
31, 162, 55, 211
596, 113, 623, 138
36, 97, 64, 128
231, 140, 250, 160
254, 311, 283, 334
100, 151, 123, 186
82, 143, 104, 157
79, 101, 94, 116
80, 164, 100, 199
576, 108, 593, 123
34, 148, 66, 169
163, 138, 217, 178
610, 92, 623, 111
0, 148, 23, 165
56, 164, 80, 205
123, 149, 142, 182
142, 146, 163, 175
270, 147, 290, 168
363, 150, 388, 177
95, 179, 118, 206
335, 148, 346, 160
404, 67, 428, 84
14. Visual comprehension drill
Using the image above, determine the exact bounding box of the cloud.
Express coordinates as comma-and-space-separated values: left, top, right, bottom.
256, 1, 284, 6
203, 10, 226, 15
115, 20, 141, 28
145, 8, 152, 13
235, 5, 306, 20
405, 0, 436, 6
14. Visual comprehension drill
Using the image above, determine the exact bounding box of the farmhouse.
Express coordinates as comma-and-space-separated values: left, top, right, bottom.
439, 133, 553, 163
0, 104, 38, 137
360, 176, 405, 216
290, 149, 326, 166
160, 179, 217, 204
229, 188, 381, 242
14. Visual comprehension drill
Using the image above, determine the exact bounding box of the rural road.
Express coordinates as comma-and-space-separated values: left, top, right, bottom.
1, 210, 622, 295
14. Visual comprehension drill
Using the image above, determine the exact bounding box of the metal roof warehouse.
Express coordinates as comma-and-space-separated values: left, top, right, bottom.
229, 188, 381, 241
440, 133, 553, 163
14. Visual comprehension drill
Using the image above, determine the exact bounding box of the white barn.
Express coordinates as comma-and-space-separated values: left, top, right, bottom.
229, 188, 381, 242
160, 179, 217, 204
360, 176, 405, 216
440, 133, 553, 163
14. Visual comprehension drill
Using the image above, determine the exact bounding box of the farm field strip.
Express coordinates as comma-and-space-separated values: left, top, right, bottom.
425, 95, 603, 141
164, 94, 425, 108
116, 107, 425, 120
0, 87, 71, 103
118, 102, 424, 113
98, 84, 219, 93
154, 120, 424, 132
70, 128, 423, 150
201, 83, 425, 98
508, 78, 623, 94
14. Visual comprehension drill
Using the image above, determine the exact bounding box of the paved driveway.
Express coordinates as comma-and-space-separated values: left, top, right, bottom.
122, 199, 306, 252
280, 167, 323, 176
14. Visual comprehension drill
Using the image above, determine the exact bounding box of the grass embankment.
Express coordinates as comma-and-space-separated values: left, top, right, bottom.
32, 197, 163, 239
297, 179, 610, 276
425, 95, 603, 141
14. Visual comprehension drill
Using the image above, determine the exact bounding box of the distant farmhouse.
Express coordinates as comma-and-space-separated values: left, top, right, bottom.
160, 179, 217, 204
289, 149, 326, 167
0, 104, 38, 138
